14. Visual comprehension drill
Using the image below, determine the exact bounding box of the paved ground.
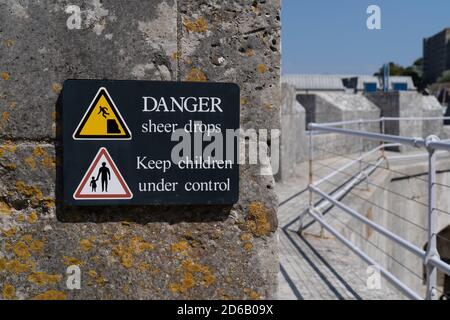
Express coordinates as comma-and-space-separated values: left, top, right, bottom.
276, 159, 405, 300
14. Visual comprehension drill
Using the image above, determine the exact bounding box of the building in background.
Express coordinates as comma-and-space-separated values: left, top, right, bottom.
282, 74, 416, 94
423, 28, 450, 85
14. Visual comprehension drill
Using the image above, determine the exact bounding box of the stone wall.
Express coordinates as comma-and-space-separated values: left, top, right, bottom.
0, 0, 280, 300
276, 83, 305, 182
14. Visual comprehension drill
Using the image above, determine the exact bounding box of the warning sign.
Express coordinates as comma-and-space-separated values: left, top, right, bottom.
73, 87, 132, 140
73, 147, 133, 200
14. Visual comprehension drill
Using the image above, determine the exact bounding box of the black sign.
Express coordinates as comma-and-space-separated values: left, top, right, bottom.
62, 80, 240, 205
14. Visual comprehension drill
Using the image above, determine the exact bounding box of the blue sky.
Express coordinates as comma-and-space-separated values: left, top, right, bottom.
282, 0, 450, 75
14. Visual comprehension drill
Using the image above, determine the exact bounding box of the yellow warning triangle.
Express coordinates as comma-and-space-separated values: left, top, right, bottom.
73, 87, 132, 140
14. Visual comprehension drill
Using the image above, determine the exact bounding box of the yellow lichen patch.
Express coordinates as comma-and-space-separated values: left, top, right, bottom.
244, 288, 260, 300
246, 201, 271, 237
1, 111, 9, 123
1, 72, 9, 81
24, 156, 37, 170
183, 17, 208, 33
13, 241, 31, 260
181, 259, 216, 288
0, 201, 12, 215
112, 244, 134, 269
4, 39, 15, 48
186, 68, 207, 82
2, 284, 16, 300
52, 83, 62, 93
28, 272, 61, 286
172, 52, 178, 60
52, 111, 58, 121
2, 141, 16, 153
4, 163, 16, 170
138, 262, 151, 272
169, 272, 195, 294
29, 239, 44, 253
246, 49, 255, 57
171, 240, 190, 253
32, 146, 45, 157
243, 242, 253, 251
27, 211, 38, 223
240, 233, 252, 242
17, 213, 24, 222
79, 239, 93, 252
2, 227, 16, 237
62, 256, 83, 266
9, 101, 17, 109
4, 259, 35, 274
33, 290, 66, 300
88, 270, 98, 278
240, 97, 246, 106
15, 181, 43, 206
42, 198, 55, 211
257, 64, 267, 74
41, 154, 56, 168
120, 251, 133, 269
130, 236, 155, 254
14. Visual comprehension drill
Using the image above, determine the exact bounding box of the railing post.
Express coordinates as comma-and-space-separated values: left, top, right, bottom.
300, 127, 314, 235
425, 135, 440, 300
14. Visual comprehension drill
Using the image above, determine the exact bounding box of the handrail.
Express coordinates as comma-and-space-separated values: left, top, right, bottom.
310, 186, 427, 259
305, 117, 450, 300
313, 143, 398, 187
307, 209, 423, 300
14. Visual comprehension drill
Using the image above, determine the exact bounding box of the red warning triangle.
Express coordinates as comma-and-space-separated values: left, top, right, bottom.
73, 147, 133, 200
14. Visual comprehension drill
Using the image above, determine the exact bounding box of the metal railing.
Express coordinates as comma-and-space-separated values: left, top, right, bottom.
302, 117, 450, 300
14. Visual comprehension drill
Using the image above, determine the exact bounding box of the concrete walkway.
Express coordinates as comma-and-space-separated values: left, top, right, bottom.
276, 161, 405, 300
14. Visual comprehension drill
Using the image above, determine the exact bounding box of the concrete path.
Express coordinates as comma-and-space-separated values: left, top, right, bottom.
276, 160, 405, 300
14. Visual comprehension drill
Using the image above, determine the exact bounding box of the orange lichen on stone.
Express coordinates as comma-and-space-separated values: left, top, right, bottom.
170, 260, 215, 293
52, 83, 62, 93
27, 211, 38, 223
4, 163, 16, 170
79, 239, 93, 252
88, 270, 98, 278
42, 198, 55, 211
1, 111, 9, 123
240, 97, 247, 106
15, 181, 43, 206
244, 288, 260, 300
138, 262, 151, 272
257, 63, 267, 74
2, 141, 16, 153
246, 201, 271, 237
24, 156, 37, 170
246, 48, 255, 57
29, 239, 44, 253
169, 272, 195, 294
112, 244, 134, 269
41, 154, 56, 168
240, 233, 252, 242
1, 72, 9, 81
33, 290, 66, 300
2, 283, 16, 300
17, 213, 25, 222
243, 242, 253, 251
32, 146, 45, 157
129, 236, 155, 254
2, 227, 16, 237
0, 201, 12, 215
186, 68, 207, 82
4, 39, 15, 48
13, 241, 31, 260
62, 256, 83, 266
183, 17, 208, 33
171, 240, 190, 253
2, 258, 35, 274
28, 272, 61, 285
9, 101, 17, 109
172, 52, 178, 60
